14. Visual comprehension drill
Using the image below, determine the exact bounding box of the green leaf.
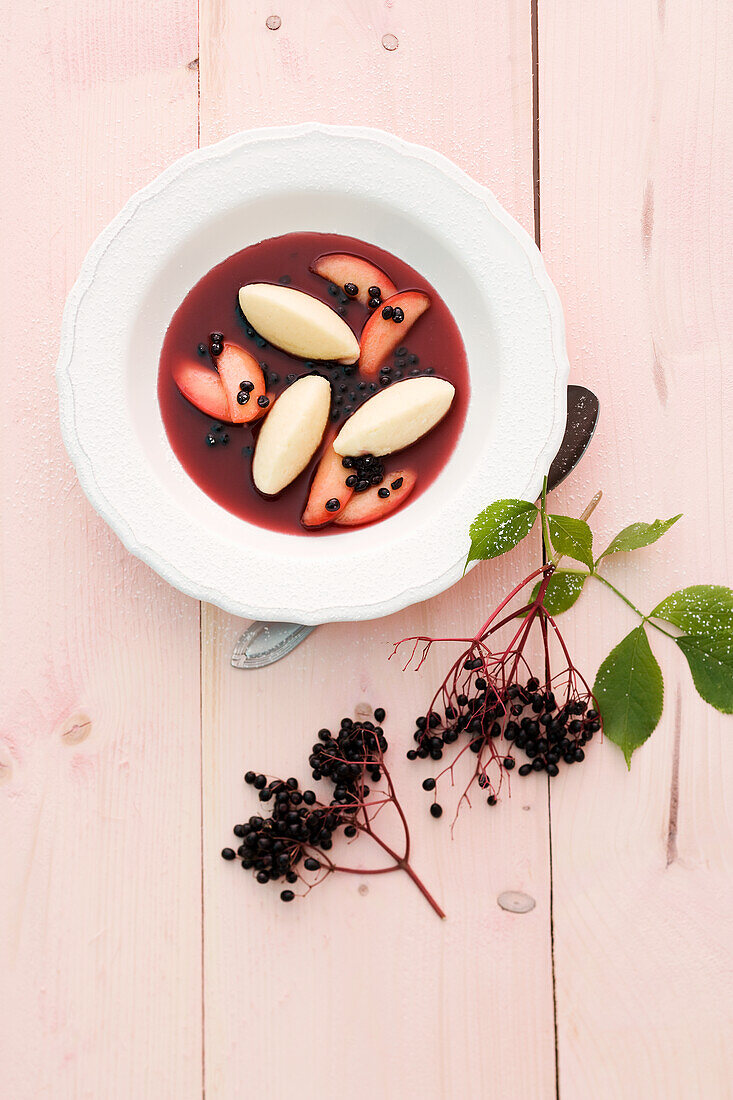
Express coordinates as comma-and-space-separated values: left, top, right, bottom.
675, 634, 733, 714
465, 500, 537, 569
597, 514, 682, 561
651, 587, 733, 714
593, 626, 664, 767
547, 514, 594, 569
651, 585, 733, 635
529, 570, 588, 616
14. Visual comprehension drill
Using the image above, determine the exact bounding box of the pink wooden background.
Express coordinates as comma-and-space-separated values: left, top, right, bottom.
2, 1, 732, 1096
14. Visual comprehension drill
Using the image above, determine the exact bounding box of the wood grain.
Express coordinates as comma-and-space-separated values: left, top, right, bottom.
199, 3, 558, 1097
0, 2, 203, 1097
540, 0, 733, 1095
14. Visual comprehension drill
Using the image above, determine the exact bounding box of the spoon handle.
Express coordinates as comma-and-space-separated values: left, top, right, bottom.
230, 621, 316, 669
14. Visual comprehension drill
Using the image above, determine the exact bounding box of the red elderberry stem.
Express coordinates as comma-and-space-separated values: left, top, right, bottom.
476, 564, 549, 638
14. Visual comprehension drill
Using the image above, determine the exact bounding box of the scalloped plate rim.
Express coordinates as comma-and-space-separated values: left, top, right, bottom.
56, 122, 570, 624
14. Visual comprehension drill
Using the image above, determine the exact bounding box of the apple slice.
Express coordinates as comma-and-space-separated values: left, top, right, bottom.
239, 284, 359, 364
301, 438, 354, 527
333, 377, 455, 458
358, 290, 431, 377
309, 253, 397, 307
173, 360, 232, 421
253, 375, 331, 496
334, 469, 417, 527
215, 343, 267, 424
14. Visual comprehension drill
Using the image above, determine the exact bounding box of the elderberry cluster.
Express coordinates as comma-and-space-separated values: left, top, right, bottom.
221, 711, 387, 902
341, 453, 386, 492
407, 670, 599, 814
498, 678, 600, 776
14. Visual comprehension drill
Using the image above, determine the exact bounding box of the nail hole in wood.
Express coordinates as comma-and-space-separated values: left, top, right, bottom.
497, 890, 536, 914
381, 33, 399, 51
358, 883, 369, 896
266, 15, 282, 30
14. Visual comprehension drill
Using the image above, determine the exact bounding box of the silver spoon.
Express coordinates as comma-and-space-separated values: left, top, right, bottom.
231, 385, 600, 669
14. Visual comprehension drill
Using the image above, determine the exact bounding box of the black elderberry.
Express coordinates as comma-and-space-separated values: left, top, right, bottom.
430, 804, 443, 818
257, 395, 270, 408
374, 707, 385, 722
392, 307, 405, 323
221, 848, 236, 860
344, 282, 358, 297
237, 391, 249, 405
422, 778, 436, 791
206, 434, 217, 446
197, 342, 207, 356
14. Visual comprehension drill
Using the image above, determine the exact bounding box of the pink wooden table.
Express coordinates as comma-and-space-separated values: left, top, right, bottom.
3, 2, 732, 1096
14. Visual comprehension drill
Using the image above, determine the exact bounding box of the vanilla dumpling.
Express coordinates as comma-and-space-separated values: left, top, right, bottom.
239, 283, 359, 364
252, 375, 331, 495
333, 377, 455, 458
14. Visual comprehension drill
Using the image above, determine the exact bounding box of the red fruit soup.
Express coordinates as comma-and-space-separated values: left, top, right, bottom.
158, 232, 469, 535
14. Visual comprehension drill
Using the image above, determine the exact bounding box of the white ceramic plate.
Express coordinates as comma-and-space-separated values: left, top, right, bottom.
57, 124, 569, 625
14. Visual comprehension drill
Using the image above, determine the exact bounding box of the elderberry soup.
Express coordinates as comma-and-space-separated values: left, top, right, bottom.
158, 232, 469, 534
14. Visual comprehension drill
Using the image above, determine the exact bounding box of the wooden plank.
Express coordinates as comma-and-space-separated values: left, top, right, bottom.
0, 3, 202, 1097
539, 0, 733, 1094
199, 3, 558, 1097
